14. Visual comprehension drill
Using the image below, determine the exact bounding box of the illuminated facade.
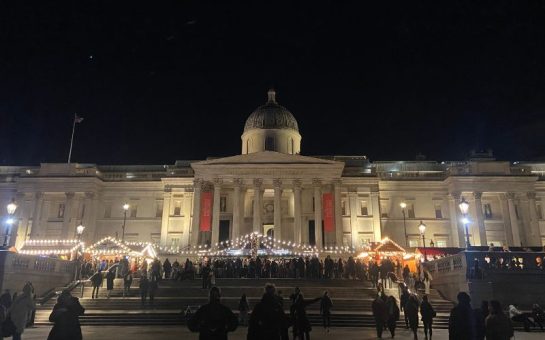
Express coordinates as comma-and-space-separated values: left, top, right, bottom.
2, 90, 545, 251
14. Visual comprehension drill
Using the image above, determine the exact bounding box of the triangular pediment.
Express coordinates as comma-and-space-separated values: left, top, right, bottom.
193, 151, 340, 166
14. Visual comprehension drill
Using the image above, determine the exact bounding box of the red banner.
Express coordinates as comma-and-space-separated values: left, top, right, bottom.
200, 192, 212, 232
322, 192, 335, 232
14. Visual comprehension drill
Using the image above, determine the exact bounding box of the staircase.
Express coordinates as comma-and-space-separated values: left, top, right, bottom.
35, 278, 453, 328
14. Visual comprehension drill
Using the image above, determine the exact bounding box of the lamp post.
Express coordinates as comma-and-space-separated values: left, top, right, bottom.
458, 197, 471, 248
400, 202, 408, 247
419, 221, 427, 262
3, 199, 17, 247
75, 224, 85, 281
121, 203, 130, 242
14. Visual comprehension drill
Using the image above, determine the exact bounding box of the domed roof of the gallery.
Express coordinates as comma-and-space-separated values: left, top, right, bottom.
243, 89, 299, 132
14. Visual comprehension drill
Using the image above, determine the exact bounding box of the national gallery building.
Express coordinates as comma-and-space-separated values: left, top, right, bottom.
2, 90, 545, 252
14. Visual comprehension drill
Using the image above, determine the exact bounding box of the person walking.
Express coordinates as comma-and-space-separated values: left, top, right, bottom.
420, 295, 436, 340
372, 294, 388, 339
320, 291, 333, 333
485, 300, 514, 340
188, 287, 238, 340
106, 269, 115, 299
238, 294, 249, 326
386, 295, 400, 338
400, 285, 410, 329
139, 275, 149, 305
448, 292, 476, 340
405, 294, 420, 340
474, 300, 489, 340
90, 270, 102, 299
8, 283, 35, 340
247, 283, 289, 340
46, 290, 85, 340
148, 278, 158, 305
123, 271, 133, 297
292, 293, 321, 340
163, 258, 172, 279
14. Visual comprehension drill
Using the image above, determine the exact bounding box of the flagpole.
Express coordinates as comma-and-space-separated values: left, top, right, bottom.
67, 113, 77, 164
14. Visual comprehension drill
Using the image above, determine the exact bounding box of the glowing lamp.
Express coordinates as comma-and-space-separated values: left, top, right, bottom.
6, 199, 17, 215
76, 224, 85, 235
123, 203, 130, 211
418, 221, 426, 235
461, 217, 470, 225
400, 202, 407, 209
458, 198, 469, 215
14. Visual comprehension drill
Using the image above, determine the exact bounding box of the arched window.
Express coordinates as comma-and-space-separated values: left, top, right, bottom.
265, 136, 275, 151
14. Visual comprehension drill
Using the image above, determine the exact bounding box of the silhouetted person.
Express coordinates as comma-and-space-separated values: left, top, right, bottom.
420, 295, 436, 340
238, 293, 249, 326
386, 295, 400, 338
90, 270, 102, 299
485, 300, 514, 340
47, 290, 85, 340
139, 275, 149, 305
448, 292, 476, 340
400, 284, 410, 328
106, 270, 115, 299
292, 293, 320, 340
320, 291, 333, 333
405, 294, 420, 340
188, 287, 238, 340
248, 283, 289, 340
372, 294, 388, 339
474, 300, 489, 340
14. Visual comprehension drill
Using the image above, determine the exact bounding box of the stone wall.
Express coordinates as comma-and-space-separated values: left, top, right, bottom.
0, 251, 75, 297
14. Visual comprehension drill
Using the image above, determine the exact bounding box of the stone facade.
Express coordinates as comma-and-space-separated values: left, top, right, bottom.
2, 92, 545, 250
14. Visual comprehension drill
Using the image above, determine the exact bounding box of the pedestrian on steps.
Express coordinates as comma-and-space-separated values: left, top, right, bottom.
148, 278, 158, 305
320, 291, 333, 333
420, 295, 436, 340
372, 294, 388, 339
90, 270, 102, 299
139, 275, 149, 305
386, 295, 400, 338
123, 271, 133, 297
238, 293, 249, 326
47, 290, 85, 340
8, 282, 35, 340
106, 270, 115, 299
405, 294, 420, 340
188, 287, 238, 340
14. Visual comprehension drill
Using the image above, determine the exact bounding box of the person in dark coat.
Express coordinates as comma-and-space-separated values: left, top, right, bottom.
292, 293, 321, 340
90, 270, 102, 299
106, 270, 115, 299
163, 258, 172, 279
148, 278, 158, 305
47, 290, 85, 340
474, 300, 489, 340
238, 293, 250, 326
247, 284, 289, 340
448, 292, 476, 340
372, 295, 388, 339
400, 285, 410, 329
405, 294, 420, 340
420, 295, 436, 340
139, 275, 149, 305
320, 291, 333, 333
386, 295, 400, 338
188, 287, 238, 340
485, 300, 514, 340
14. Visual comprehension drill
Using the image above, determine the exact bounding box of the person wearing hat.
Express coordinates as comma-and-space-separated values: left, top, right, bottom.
47, 290, 85, 340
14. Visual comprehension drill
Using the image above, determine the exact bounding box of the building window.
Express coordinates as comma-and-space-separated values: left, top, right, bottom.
360, 201, 368, 216
220, 196, 227, 212
407, 203, 415, 218
265, 136, 275, 151
312, 197, 315, 212
156, 201, 163, 218
408, 239, 419, 247
130, 205, 138, 218
434, 203, 443, 219
536, 202, 543, 220
173, 201, 182, 216
436, 240, 447, 248
57, 203, 65, 218
380, 201, 389, 218
170, 238, 180, 247
483, 203, 493, 219
341, 200, 348, 216
104, 203, 111, 218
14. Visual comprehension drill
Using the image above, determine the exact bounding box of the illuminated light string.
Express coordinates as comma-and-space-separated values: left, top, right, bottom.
19, 239, 84, 256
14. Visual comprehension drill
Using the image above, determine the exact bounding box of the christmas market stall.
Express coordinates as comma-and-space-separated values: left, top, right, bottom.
85, 237, 158, 273
18, 239, 83, 260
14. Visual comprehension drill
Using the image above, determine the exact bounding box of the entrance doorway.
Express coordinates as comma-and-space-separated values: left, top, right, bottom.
263, 224, 274, 238
219, 220, 230, 243
308, 220, 325, 247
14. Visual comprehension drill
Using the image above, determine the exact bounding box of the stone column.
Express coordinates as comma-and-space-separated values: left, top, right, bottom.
190, 179, 202, 246
61, 192, 75, 239
252, 178, 263, 233
447, 192, 463, 247
29, 192, 43, 239
473, 192, 487, 246
182, 190, 193, 248
333, 180, 343, 247
507, 193, 521, 246
313, 179, 323, 248
211, 179, 222, 246
526, 192, 541, 243
232, 179, 242, 240
273, 179, 283, 241
82, 192, 98, 244
348, 191, 359, 248
370, 191, 382, 243
293, 179, 302, 243
160, 188, 172, 246
499, 194, 514, 246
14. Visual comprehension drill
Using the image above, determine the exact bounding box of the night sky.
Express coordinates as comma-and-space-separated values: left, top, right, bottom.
1, 1, 545, 165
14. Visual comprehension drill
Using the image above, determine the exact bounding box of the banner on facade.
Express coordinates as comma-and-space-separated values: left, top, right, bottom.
322, 192, 335, 232
200, 191, 212, 232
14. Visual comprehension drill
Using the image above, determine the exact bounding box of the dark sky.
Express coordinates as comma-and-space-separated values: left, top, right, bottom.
1, 1, 545, 165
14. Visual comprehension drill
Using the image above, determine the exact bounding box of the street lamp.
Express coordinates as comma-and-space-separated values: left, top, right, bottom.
121, 203, 130, 242
400, 202, 408, 247
74, 224, 85, 281
419, 221, 427, 262
76, 224, 86, 239
3, 199, 17, 246
458, 197, 471, 248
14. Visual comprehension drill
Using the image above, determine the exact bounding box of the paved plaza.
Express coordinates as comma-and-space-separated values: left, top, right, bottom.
21, 325, 544, 340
